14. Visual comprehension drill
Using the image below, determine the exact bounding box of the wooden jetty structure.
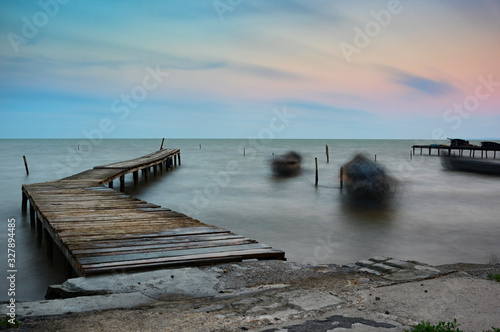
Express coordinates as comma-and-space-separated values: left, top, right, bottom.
412, 145, 499, 159
22, 148, 285, 276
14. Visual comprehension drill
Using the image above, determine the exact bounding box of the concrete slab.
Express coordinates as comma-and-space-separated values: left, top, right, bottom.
278, 289, 342, 311
47, 266, 222, 300
17, 293, 157, 318
365, 275, 500, 331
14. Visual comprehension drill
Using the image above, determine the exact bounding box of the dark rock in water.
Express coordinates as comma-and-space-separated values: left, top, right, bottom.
271, 151, 302, 176
341, 154, 397, 202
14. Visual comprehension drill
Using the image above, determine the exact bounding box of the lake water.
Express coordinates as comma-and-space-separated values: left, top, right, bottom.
1, 138, 499, 301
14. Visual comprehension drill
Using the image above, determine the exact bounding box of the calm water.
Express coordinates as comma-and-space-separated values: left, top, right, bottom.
1, 139, 499, 301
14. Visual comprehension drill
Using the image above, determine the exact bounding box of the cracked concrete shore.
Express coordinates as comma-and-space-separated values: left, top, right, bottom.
6, 258, 500, 331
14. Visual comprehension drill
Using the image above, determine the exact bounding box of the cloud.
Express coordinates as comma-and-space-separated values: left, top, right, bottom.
394, 72, 457, 96
229, 62, 301, 80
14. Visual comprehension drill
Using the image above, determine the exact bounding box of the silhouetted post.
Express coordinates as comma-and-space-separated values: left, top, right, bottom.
243, 148, 245, 156
199, 143, 201, 149
108, 180, 113, 188
133, 171, 139, 185
326, 144, 329, 163
315, 157, 318, 186
160, 138, 165, 150
22, 192, 28, 213
30, 204, 35, 227
23, 155, 29, 175
340, 167, 344, 190
120, 175, 125, 191
374, 154, 377, 162
410, 151, 412, 160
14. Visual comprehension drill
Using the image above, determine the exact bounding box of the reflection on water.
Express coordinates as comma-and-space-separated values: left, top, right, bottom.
1, 139, 500, 301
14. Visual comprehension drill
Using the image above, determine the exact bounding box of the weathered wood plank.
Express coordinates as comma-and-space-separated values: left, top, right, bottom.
79, 243, 273, 265
74, 238, 257, 257
82, 248, 286, 273
21, 147, 285, 276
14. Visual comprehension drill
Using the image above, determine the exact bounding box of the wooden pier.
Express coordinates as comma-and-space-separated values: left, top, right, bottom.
22, 148, 285, 276
412, 145, 499, 159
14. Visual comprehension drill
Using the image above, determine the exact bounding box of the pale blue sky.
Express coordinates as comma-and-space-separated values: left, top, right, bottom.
1, 0, 499, 139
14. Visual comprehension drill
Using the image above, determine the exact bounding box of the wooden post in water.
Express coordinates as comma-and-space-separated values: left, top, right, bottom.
243, 148, 245, 156
410, 151, 412, 160
22, 192, 28, 214
340, 167, 344, 190
120, 175, 125, 191
160, 138, 165, 150
374, 154, 377, 162
23, 155, 29, 175
315, 157, 318, 186
199, 143, 201, 149
30, 204, 35, 228
178, 152, 181, 166
45, 228, 53, 257
133, 171, 139, 185
326, 144, 329, 163
108, 180, 113, 188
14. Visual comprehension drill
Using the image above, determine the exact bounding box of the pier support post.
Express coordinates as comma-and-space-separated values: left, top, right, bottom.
108, 180, 113, 189
133, 171, 138, 185
44, 229, 53, 257
178, 153, 181, 166
30, 204, 36, 228
36, 216, 43, 244
22, 192, 28, 214
120, 175, 125, 192
153, 165, 157, 176
326, 145, 329, 163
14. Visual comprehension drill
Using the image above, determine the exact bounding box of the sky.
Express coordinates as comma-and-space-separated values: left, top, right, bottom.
1, 0, 499, 139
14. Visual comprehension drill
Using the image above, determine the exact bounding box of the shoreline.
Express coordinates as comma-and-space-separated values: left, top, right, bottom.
8, 258, 500, 331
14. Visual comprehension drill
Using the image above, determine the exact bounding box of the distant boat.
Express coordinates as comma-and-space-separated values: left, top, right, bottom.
481, 141, 500, 149
271, 151, 302, 176
341, 154, 397, 201
441, 152, 500, 175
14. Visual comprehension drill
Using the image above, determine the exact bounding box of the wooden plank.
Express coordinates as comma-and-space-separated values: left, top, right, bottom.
74, 238, 257, 257
79, 243, 274, 265
69, 234, 247, 250
82, 248, 286, 273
